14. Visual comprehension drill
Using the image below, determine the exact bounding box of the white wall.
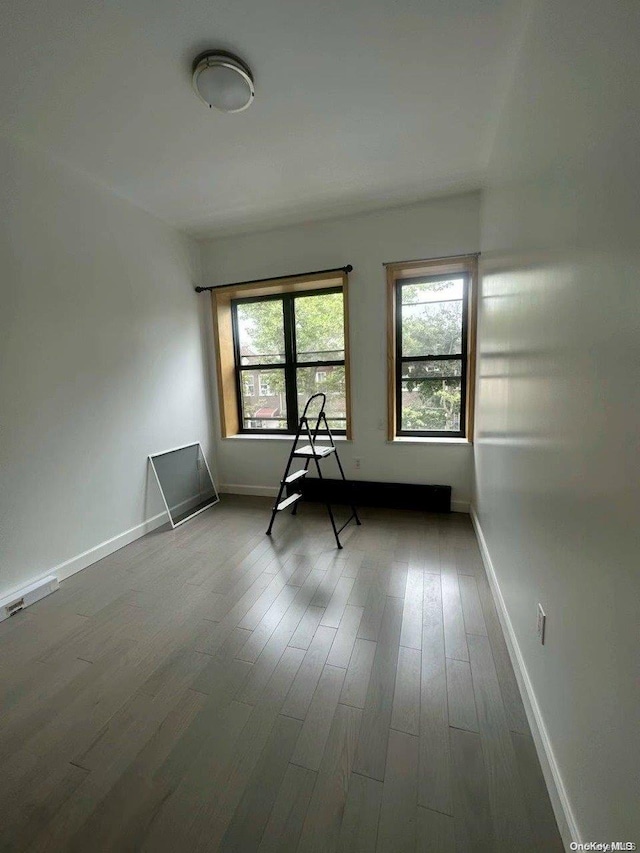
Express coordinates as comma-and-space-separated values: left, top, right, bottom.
474, 0, 640, 842
199, 194, 480, 509
0, 134, 214, 602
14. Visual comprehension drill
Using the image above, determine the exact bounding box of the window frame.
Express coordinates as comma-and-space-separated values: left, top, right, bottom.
211, 270, 353, 441
231, 286, 348, 435
395, 272, 469, 438
387, 255, 478, 442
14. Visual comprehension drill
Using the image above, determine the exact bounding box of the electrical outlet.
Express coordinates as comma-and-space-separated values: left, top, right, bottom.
537, 604, 546, 645
354, 457, 361, 469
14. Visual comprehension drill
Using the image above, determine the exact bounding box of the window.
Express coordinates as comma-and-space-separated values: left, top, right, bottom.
232, 288, 347, 434
210, 269, 351, 438
387, 256, 478, 440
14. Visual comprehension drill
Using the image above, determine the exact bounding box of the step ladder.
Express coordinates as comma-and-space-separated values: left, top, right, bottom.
266, 393, 361, 549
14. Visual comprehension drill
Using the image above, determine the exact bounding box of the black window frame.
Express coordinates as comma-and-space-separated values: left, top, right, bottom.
395, 272, 469, 438
231, 286, 347, 435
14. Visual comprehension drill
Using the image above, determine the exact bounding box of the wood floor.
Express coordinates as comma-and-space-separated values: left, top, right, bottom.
0, 496, 563, 852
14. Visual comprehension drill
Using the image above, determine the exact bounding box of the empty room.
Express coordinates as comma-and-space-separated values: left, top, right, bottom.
0, 0, 638, 850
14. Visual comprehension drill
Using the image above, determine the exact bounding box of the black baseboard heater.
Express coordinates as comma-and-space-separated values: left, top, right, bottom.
287, 477, 451, 513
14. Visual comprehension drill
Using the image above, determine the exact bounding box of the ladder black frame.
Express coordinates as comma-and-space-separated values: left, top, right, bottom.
265, 393, 361, 549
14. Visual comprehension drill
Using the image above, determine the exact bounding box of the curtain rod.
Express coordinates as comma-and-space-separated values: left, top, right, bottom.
382, 252, 480, 266
194, 264, 353, 293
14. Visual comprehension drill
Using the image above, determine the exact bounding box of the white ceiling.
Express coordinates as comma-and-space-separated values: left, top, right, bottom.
1, 0, 526, 237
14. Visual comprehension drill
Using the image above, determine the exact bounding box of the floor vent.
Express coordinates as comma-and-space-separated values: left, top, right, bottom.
0, 576, 59, 622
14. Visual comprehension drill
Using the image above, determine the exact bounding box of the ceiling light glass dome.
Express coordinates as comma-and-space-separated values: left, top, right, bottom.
192, 51, 255, 113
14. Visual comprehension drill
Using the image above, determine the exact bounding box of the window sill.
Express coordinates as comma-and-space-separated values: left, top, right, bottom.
389, 437, 472, 446
223, 433, 351, 442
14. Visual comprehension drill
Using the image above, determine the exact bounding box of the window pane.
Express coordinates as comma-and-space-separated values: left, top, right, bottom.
297, 366, 346, 429
401, 279, 463, 357
401, 378, 462, 432
401, 358, 461, 380
237, 300, 285, 365
295, 292, 345, 362
241, 368, 287, 429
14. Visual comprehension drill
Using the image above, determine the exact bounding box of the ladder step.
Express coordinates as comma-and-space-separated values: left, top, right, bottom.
283, 469, 308, 484
293, 444, 336, 458
276, 493, 303, 511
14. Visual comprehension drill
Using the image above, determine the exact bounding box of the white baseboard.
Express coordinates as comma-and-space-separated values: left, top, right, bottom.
221, 484, 469, 513
53, 511, 169, 584
220, 483, 278, 498
0, 510, 169, 608
470, 506, 580, 849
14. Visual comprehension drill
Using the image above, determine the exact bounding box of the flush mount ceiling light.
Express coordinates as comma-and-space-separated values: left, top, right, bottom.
192, 50, 255, 113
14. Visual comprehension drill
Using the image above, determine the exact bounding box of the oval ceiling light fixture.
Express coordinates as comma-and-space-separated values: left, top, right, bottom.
192, 50, 255, 113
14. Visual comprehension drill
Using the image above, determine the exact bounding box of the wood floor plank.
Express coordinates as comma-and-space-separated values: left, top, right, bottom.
449, 726, 495, 853
289, 605, 325, 650
194, 573, 273, 656
337, 772, 382, 853
452, 522, 484, 577
284, 555, 316, 587
356, 562, 390, 642
376, 728, 419, 852
74, 651, 209, 774
91, 697, 252, 852
0, 761, 88, 851
192, 651, 252, 699
446, 658, 479, 733
291, 664, 346, 771
386, 561, 408, 599
167, 646, 306, 850
390, 645, 421, 736
339, 549, 365, 580
419, 573, 452, 815
0, 657, 92, 760
257, 763, 317, 852
347, 560, 375, 607
327, 605, 364, 669
281, 625, 337, 720
474, 572, 529, 735
416, 806, 455, 853
441, 568, 469, 662
510, 731, 564, 852
219, 713, 302, 851
297, 703, 362, 853
237, 583, 300, 662
311, 556, 348, 607
353, 596, 402, 781
321, 576, 356, 629
238, 574, 286, 630
467, 633, 534, 852
458, 574, 487, 636
237, 570, 323, 706
26, 688, 209, 852
399, 566, 423, 650
340, 638, 377, 709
